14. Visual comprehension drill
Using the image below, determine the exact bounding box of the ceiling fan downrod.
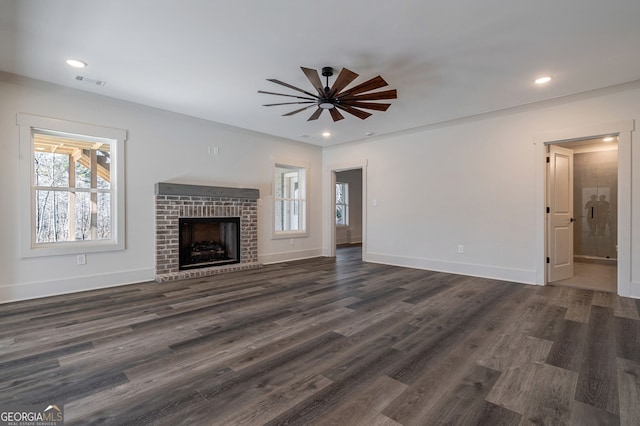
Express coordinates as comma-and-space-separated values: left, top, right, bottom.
319, 66, 336, 109
321, 66, 333, 92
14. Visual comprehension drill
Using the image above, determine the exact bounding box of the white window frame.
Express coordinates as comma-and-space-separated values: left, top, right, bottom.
17, 113, 127, 257
336, 181, 349, 226
272, 159, 309, 239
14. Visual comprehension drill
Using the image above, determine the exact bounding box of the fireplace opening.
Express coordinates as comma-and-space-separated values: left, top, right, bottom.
179, 217, 240, 270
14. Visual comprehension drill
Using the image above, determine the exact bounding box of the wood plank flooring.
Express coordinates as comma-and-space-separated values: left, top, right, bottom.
1, 246, 638, 425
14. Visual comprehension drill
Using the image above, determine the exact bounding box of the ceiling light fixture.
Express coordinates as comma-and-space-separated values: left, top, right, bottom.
322, 132, 331, 137
66, 59, 87, 68
259, 66, 397, 122
534, 75, 552, 85
603, 136, 615, 142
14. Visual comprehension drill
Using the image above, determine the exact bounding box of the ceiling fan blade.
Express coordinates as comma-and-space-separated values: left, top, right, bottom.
329, 108, 345, 122
267, 78, 319, 99
335, 104, 372, 120
283, 104, 317, 116
337, 76, 388, 97
342, 101, 391, 111
307, 108, 323, 121
301, 67, 325, 96
263, 101, 317, 106
258, 90, 317, 101
340, 89, 397, 101
328, 68, 359, 97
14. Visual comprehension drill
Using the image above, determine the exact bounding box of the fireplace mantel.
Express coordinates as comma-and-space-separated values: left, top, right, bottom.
154, 182, 261, 282
155, 183, 259, 200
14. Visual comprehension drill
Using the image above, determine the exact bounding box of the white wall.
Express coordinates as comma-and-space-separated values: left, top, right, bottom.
0, 74, 323, 303
2, 73, 639, 303
323, 82, 640, 298
335, 169, 363, 244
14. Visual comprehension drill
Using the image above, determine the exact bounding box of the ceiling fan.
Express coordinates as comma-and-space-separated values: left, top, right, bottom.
258, 66, 397, 122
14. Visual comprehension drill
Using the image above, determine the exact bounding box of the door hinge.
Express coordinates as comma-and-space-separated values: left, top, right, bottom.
546, 156, 550, 163
546, 257, 550, 264
546, 207, 550, 214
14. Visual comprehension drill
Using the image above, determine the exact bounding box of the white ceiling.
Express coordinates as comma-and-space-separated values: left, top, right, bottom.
1, 1, 639, 147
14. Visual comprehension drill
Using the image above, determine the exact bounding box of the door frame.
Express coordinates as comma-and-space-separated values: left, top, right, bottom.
325, 160, 367, 258
534, 120, 634, 297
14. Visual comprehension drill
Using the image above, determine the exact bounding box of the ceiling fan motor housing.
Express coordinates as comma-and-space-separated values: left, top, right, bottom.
318, 101, 336, 109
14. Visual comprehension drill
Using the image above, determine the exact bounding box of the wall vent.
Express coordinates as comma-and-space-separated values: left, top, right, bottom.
75, 75, 106, 86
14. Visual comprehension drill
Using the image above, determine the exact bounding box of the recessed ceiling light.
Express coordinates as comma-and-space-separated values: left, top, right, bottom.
603, 136, 615, 142
534, 76, 552, 85
322, 132, 331, 137
66, 59, 87, 68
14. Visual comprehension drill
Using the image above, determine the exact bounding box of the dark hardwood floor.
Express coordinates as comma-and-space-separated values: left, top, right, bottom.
1, 246, 639, 425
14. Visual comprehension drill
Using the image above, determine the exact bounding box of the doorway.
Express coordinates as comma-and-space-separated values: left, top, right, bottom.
327, 160, 367, 259
546, 137, 618, 292
335, 168, 363, 260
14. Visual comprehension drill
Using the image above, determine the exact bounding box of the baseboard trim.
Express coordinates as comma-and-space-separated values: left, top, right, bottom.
0, 268, 154, 304
628, 281, 640, 299
364, 252, 537, 285
260, 248, 324, 265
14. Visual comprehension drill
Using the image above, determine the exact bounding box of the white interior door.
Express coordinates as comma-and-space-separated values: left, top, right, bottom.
547, 145, 574, 282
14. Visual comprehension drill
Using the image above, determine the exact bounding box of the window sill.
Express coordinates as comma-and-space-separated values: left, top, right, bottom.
22, 240, 124, 258
272, 231, 309, 240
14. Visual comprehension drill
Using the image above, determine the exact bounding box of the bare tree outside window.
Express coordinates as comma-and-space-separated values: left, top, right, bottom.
33, 133, 112, 244
336, 182, 348, 226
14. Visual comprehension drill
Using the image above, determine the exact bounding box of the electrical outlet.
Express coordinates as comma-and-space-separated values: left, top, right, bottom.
457, 245, 464, 254
289, 238, 294, 245
77, 254, 86, 265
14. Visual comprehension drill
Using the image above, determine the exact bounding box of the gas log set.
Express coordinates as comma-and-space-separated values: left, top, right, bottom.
189, 240, 227, 263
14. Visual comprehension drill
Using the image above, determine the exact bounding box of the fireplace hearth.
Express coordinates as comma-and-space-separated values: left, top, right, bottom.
155, 183, 261, 282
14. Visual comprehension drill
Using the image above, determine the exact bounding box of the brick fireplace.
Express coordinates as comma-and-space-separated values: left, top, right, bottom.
155, 183, 261, 282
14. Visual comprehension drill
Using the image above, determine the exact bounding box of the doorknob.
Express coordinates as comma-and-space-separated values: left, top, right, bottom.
570, 218, 576, 222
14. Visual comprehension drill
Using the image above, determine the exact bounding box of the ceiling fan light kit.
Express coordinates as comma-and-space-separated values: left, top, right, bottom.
258, 66, 397, 122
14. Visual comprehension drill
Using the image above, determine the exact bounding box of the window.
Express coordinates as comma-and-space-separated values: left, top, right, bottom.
336, 182, 349, 226
273, 162, 307, 237
18, 114, 126, 257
